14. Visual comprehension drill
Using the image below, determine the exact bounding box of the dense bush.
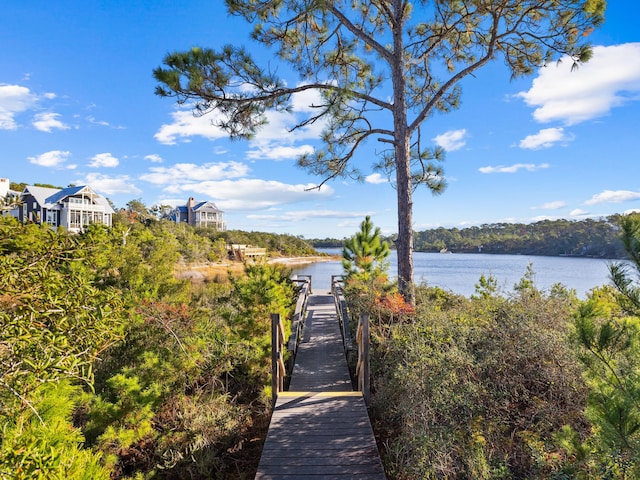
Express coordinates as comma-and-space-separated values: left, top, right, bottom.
0, 217, 125, 478
0, 216, 298, 479
359, 280, 589, 479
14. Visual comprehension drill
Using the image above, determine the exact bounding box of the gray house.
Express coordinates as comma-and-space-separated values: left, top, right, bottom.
15, 184, 114, 232
170, 197, 226, 230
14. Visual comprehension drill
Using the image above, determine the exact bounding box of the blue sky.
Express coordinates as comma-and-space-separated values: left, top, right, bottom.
1, 1, 639, 239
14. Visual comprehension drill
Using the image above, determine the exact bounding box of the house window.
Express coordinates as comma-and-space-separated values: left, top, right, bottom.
46, 210, 57, 226
70, 210, 81, 228
68, 197, 91, 205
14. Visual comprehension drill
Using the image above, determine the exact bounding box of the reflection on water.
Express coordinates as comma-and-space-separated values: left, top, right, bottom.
292, 249, 614, 298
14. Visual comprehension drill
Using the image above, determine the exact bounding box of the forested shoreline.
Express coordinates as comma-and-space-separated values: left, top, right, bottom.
311, 215, 627, 258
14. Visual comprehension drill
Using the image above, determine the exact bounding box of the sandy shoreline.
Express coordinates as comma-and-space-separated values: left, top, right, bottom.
268, 255, 340, 266
175, 255, 340, 282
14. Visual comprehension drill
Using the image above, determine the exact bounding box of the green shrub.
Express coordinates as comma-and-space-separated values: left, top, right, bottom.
0, 382, 109, 480
371, 284, 588, 479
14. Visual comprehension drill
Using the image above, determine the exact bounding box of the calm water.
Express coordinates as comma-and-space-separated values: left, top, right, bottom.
292, 249, 616, 298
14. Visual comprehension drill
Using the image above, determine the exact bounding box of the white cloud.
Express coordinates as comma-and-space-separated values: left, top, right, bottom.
290, 86, 325, 113
77, 173, 142, 195
88, 152, 119, 168
0, 84, 38, 130
154, 109, 227, 145
213, 146, 229, 155
32, 112, 70, 132
518, 127, 573, 150
144, 154, 163, 163
28, 150, 71, 167
478, 163, 550, 174
86, 116, 125, 129
570, 209, 589, 216
433, 129, 467, 151
246, 143, 314, 161
530, 215, 558, 222
365, 173, 388, 184
164, 179, 334, 211
585, 189, 640, 205
155, 83, 328, 152
517, 43, 640, 125
140, 161, 249, 184
532, 201, 566, 210
87, 116, 110, 127
248, 209, 369, 222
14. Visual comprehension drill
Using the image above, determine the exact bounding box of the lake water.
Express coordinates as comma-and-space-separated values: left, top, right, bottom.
292, 249, 617, 298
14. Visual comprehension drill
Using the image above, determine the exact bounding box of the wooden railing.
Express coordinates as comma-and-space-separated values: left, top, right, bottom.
331, 275, 353, 355
288, 275, 311, 352
331, 275, 371, 405
270, 275, 312, 404
271, 313, 286, 404
356, 313, 370, 405
287, 275, 311, 356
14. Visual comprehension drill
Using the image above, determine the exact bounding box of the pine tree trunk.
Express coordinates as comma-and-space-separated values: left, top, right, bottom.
391, 0, 414, 304
395, 134, 415, 304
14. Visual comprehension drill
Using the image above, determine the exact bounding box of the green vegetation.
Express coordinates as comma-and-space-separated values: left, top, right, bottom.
0, 214, 299, 478
6, 203, 640, 478
341, 212, 640, 478
114, 198, 318, 260
209, 230, 317, 258
342, 216, 390, 281
365, 283, 587, 479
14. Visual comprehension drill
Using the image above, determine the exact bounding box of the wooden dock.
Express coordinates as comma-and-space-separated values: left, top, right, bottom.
255, 294, 386, 479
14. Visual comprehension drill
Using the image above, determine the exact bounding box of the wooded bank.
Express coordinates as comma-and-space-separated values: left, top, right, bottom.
311, 215, 627, 259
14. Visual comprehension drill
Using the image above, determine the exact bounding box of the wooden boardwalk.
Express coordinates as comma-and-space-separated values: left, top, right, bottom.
255, 294, 386, 479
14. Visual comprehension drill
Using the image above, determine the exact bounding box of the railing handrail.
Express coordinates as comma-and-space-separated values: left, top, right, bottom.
288, 276, 311, 352
331, 275, 353, 355
292, 274, 312, 294
271, 275, 312, 404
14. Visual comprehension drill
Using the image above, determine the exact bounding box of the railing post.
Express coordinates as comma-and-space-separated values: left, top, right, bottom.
271, 312, 287, 406
271, 313, 279, 405
357, 313, 370, 406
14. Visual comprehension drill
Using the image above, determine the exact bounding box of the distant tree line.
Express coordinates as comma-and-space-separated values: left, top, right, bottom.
310, 215, 627, 259
410, 216, 625, 258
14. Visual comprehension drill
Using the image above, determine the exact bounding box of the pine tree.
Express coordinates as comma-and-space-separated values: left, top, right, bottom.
570, 213, 640, 475
342, 216, 390, 281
